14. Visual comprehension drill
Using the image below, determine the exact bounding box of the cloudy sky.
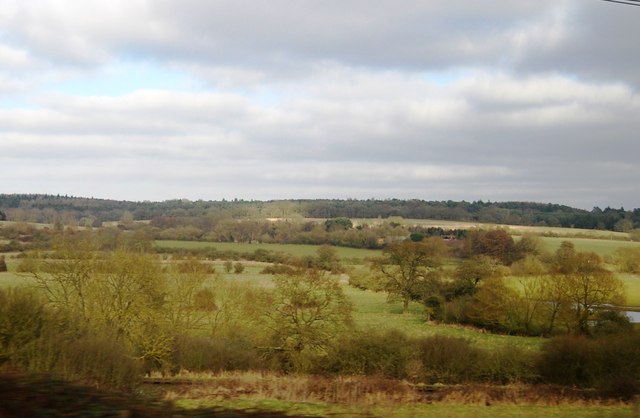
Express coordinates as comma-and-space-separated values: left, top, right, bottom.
1, 1, 639, 209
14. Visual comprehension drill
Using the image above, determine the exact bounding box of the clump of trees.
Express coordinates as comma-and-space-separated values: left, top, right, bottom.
615, 247, 640, 274
362, 230, 627, 337
4, 230, 357, 386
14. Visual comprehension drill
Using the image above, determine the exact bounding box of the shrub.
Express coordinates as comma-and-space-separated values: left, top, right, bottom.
478, 344, 538, 384
261, 264, 297, 275
172, 334, 261, 373
322, 330, 413, 379
590, 310, 633, 336
416, 335, 484, 384
348, 270, 385, 292
538, 333, 640, 399
0, 256, 7, 272
0, 288, 45, 365
589, 333, 640, 399
233, 262, 245, 274
62, 332, 142, 390
537, 335, 592, 387
615, 247, 640, 274
0, 288, 142, 390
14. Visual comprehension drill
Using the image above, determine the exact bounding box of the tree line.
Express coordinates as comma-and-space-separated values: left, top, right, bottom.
2, 194, 639, 232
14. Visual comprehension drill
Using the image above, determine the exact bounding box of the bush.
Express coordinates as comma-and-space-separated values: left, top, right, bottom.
0, 288, 142, 390
0, 288, 45, 365
348, 270, 385, 292
537, 335, 592, 387
416, 335, 484, 384
61, 332, 142, 390
261, 264, 297, 275
589, 333, 640, 399
538, 333, 640, 398
590, 310, 633, 336
0, 256, 7, 272
233, 262, 245, 274
615, 247, 640, 274
478, 344, 538, 384
322, 330, 413, 379
172, 334, 261, 373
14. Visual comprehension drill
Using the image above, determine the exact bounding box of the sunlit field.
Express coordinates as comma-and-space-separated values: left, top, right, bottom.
155, 240, 380, 261
343, 286, 543, 351
538, 236, 640, 257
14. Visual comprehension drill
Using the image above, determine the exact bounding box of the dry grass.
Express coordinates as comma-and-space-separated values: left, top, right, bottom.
145, 371, 632, 408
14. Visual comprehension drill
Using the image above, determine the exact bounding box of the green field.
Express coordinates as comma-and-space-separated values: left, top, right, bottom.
0, 256, 33, 288
618, 273, 640, 307
344, 286, 543, 351
538, 236, 640, 257
155, 240, 380, 261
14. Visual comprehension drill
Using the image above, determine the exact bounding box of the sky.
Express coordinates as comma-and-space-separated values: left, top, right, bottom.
1, 1, 639, 210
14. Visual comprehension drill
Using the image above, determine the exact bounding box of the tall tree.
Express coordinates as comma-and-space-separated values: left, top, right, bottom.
550, 242, 625, 335
372, 238, 447, 313
263, 269, 352, 370
465, 229, 518, 265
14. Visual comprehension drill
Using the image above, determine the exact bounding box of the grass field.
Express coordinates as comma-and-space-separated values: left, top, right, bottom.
538, 236, 640, 257
344, 286, 543, 351
0, 272, 32, 288
0, 255, 34, 288
205, 266, 545, 352
155, 240, 381, 261
618, 273, 640, 307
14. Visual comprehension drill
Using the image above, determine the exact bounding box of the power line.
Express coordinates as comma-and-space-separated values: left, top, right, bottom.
601, 0, 640, 6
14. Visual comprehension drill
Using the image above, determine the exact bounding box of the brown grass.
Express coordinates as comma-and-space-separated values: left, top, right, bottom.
144, 371, 632, 408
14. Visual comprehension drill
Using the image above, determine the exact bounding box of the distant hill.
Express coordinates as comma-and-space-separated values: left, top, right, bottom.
0, 194, 638, 232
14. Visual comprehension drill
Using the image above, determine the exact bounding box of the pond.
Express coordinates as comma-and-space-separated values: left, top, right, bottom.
624, 310, 640, 323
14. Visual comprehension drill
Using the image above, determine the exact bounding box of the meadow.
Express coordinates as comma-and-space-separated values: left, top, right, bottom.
155, 240, 380, 262
538, 236, 640, 256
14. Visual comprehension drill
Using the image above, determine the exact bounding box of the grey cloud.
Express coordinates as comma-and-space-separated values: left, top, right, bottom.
511, 2, 640, 84
2, 0, 638, 86
0, 1, 563, 74
1, 1, 639, 208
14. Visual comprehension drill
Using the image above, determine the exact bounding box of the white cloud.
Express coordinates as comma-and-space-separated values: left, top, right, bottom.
0, 0, 639, 208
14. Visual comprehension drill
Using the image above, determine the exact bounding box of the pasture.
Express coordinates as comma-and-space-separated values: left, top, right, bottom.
155, 240, 380, 262
344, 286, 543, 351
538, 236, 640, 257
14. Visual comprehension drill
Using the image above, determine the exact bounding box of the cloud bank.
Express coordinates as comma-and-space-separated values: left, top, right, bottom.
0, 0, 638, 209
